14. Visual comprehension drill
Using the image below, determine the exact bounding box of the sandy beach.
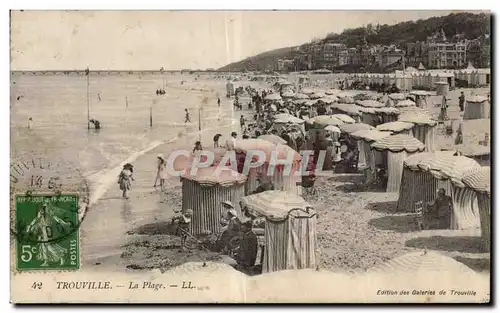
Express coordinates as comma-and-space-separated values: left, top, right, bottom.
75, 80, 490, 275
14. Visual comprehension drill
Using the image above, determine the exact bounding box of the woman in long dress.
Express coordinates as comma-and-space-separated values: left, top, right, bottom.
25, 201, 71, 266
118, 163, 134, 199
154, 155, 167, 190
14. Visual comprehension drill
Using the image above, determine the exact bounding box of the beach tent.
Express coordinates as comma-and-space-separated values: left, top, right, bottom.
234, 139, 302, 196
329, 103, 361, 122
376, 121, 414, 136
371, 134, 425, 193
339, 123, 375, 167
375, 107, 400, 124
398, 114, 438, 152
435, 81, 449, 97
181, 166, 247, 236
394, 99, 416, 108
463, 96, 489, 120
410, 90, 434, 108
240, 191, 317, 273
351, 130, 392, 180
226, 81, 235, 97
264, 93, 282, 102
453, 144, 490, 167
418, 63, 426, 71
462, 167, 491, 252
273, 113, 306, 133
397, 153, 481, 230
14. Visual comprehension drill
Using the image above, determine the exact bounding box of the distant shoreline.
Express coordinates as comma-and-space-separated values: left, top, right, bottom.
10, 70, 229, 76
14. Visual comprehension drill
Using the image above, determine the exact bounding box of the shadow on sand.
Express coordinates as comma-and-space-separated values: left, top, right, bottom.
369, 214, 418, 233
365, 200, 398, 214
126, 221, 177, 236
452, 255, 491, 273
405, 236, 485, 254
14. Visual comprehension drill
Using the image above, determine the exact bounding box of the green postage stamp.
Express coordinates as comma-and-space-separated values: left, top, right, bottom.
15, 194, 80, 271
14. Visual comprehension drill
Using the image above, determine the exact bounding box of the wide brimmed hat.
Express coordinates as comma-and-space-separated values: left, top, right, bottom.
157, 154, 164, 160
221, 200, 234, 208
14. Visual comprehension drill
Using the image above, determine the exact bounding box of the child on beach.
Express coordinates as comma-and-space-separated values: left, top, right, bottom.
213, 133, 222, 148
193, 141, 203, 153
172, 209, 193, 250
118, 163, 134, 199
185, 109, 191, 123
154, 154, 167, 190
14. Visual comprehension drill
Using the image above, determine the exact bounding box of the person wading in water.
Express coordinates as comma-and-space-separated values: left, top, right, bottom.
118, 163, 134, 199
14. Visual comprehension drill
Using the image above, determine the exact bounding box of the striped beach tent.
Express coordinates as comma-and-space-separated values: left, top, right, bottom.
376, 121, 414, 136
371, 134, 425, 193
356, 100, 385, 108
181, 166, 247, 236
351, 130, 392, 180
398, 114, 438, 152
462, 167, 491, 252
397, 151, 455, 213
235, 139, 302, 196
374, 107, 400, 124
293, 93, 310, 100
397, 153, 481, 230
240, 191, 317, 273
464, 96, 489, 120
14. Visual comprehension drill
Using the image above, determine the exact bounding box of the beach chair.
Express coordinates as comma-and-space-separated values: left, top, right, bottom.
414, 201, 425, 231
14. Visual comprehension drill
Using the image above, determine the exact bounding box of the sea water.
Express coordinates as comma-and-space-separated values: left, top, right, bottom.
10, 72, 232, 178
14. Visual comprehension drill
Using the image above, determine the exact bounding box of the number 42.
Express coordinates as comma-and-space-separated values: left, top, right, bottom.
31, 282, 42, 289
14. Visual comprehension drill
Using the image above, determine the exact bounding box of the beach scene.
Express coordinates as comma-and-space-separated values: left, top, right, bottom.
10, 10, 491, 303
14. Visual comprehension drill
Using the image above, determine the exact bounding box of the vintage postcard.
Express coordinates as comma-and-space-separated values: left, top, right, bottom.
10, 10, 491, 303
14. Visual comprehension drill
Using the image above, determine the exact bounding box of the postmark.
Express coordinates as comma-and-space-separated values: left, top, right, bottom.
10, 154, 90, 271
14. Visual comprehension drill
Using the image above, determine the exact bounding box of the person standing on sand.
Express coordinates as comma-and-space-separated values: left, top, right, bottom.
185, 109, 191, 123
154, 154, 167, 189
225, 132, 238, 150
459, 91, 465, 112
118, 163, 134, 199
218, 97, 221, 107
27, 117, 33, 130
193, 141, 203, 153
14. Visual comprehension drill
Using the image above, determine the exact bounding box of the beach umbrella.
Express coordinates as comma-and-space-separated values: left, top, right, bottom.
265, 93, 282, 101
281, 91, 295, 98
395, 99, 417, 108
259, 134, 287, 145
325, 95, 339, 102
240, 191, 317, 273
376, 121, 414, 135
339, 123, 374, 134
304, 99, 319, 106
181, 166, 247, 235
351, 129, 392, 142
293, 93, 310, 100
371, 134, 425, 192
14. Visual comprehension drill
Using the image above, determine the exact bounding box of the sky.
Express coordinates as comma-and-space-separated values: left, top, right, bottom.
10, 10, 471, 71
